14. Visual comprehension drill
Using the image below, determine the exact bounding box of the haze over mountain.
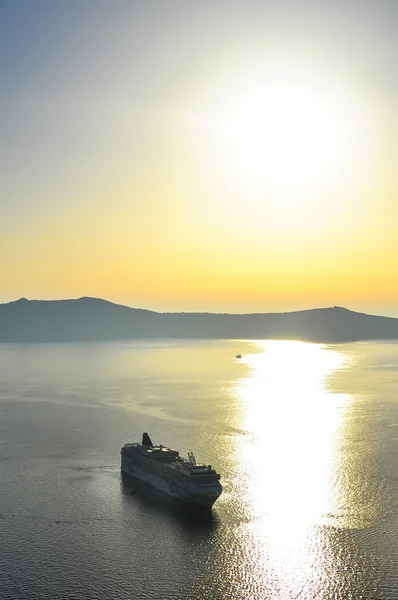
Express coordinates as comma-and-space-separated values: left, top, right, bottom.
1, 297, 398, 343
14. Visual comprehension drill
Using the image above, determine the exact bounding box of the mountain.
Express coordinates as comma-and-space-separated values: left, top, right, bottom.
0, 297, 398, 343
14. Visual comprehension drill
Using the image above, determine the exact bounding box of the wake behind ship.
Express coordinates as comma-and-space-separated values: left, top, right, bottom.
121, 433, 222, 508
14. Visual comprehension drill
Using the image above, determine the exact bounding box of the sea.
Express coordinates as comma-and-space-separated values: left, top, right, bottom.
1, 339, 398, 600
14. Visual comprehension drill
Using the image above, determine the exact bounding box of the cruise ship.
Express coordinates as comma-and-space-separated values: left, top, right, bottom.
121, 433, 222, 508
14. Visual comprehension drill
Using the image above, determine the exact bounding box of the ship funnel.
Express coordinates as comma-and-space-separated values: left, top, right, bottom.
142, 432, 153, 447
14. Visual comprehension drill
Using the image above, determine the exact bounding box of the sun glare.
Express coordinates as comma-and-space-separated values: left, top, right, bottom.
231, 341, 351, 596
234, 340, 351, 530
197, 65, 370, 229
220, 80, 349, 190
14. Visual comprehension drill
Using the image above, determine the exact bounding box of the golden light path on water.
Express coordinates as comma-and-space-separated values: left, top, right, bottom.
231, 341, 351, 598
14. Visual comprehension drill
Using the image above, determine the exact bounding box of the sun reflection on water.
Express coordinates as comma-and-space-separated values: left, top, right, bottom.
232, 341, 351, 597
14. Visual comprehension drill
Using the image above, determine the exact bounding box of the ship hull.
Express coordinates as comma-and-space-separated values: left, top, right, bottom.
121, 460, 221, 509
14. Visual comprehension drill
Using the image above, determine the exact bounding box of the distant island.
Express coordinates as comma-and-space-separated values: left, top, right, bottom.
1, 297, 398, 343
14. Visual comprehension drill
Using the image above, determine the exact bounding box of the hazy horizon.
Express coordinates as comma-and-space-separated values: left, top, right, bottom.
1, 294, 398, 319
1, 1, 397, 317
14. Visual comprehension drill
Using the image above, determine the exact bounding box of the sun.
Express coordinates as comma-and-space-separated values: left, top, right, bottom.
221, 80, 346, 190
197, 65, 366, 228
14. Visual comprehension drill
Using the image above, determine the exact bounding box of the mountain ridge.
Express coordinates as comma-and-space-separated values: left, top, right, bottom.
1, 297, 397, 343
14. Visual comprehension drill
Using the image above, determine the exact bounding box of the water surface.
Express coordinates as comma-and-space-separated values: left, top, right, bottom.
1, 339, 398, 599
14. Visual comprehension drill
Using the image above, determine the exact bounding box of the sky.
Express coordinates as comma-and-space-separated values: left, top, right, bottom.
1, 0, 398, 315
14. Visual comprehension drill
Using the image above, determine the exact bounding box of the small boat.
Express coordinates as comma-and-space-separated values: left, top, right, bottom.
236, 354, 242, 359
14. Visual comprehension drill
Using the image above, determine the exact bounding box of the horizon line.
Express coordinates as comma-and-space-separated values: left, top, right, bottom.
1, 296, 397, 320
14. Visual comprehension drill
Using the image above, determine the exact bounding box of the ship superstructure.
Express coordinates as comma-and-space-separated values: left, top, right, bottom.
121, 433, 222, 508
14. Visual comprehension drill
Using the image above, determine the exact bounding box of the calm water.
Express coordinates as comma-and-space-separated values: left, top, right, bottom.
1, 339, 398, 599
